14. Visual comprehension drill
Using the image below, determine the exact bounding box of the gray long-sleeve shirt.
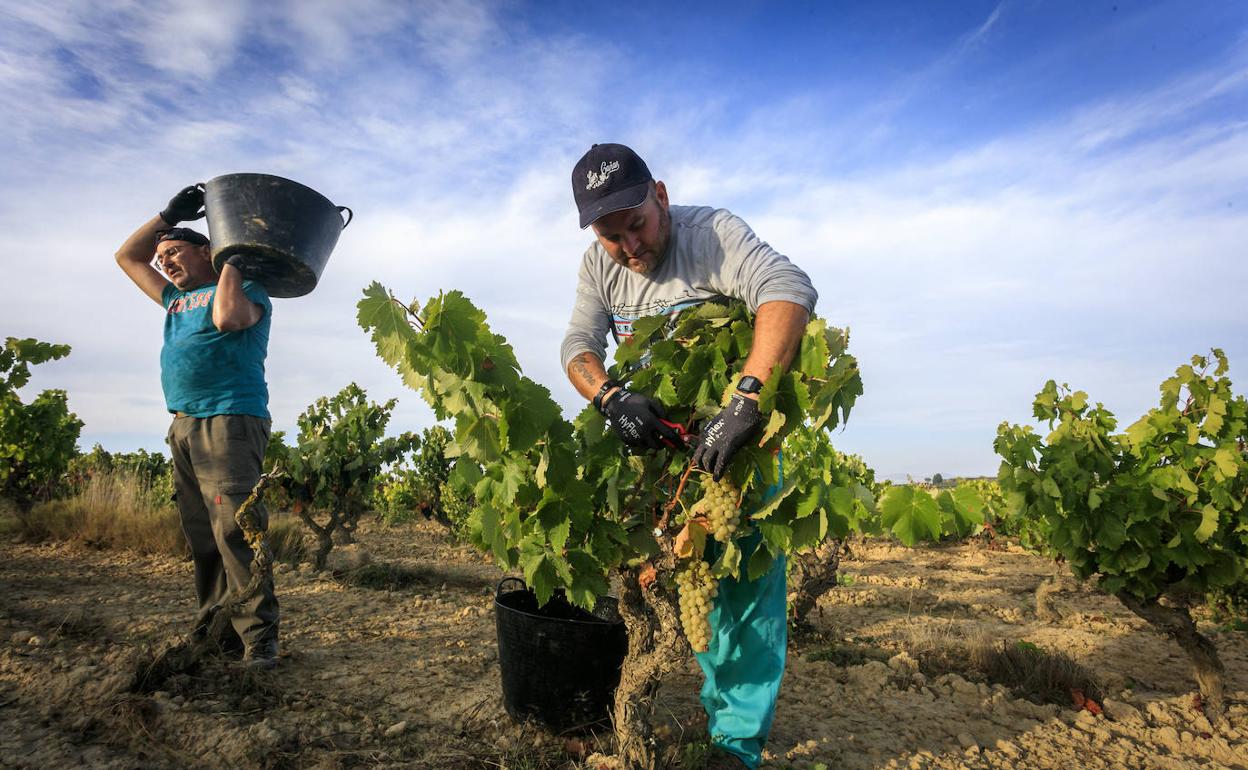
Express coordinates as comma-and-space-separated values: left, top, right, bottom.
560, 204, 818, 372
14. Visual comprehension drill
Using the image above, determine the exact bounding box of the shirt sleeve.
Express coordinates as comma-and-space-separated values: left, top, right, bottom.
559, 247, 612, 372
711, 209, 818, 313
161, 283, 176, 309
240, 280, 273, 317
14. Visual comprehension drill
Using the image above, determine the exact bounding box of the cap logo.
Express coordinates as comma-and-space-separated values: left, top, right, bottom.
585, 160, 621, 190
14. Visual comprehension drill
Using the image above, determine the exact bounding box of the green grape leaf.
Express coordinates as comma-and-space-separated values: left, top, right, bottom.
747, 544, 775, 582
758, 408, 786, 446
879, 486, 942, 546
799, 318, 830, 378
1195, 504, 1220, 543
357, 283, 416, 367
748, 479, 797, 520
1212, 447, 1239, 480
566, 550, 610, 610
790, 509, 826, 550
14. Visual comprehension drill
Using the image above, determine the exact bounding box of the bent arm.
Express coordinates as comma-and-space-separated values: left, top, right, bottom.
212, 265, 263, 332
566, 351, 621, 404
739, 300, 810, 397
115, 215, 171, 305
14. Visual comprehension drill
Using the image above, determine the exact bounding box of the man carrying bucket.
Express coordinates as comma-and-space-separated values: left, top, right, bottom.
561, 144, 816, 770
115, 185, 280, 670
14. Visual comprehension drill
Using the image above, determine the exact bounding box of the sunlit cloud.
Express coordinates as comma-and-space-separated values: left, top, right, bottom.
1, 1, 1244, 481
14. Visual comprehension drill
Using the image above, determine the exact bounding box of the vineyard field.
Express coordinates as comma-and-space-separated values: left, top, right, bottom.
1, 518, 1244, 769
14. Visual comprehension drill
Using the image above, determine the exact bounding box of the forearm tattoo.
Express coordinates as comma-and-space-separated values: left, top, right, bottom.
570, 353, 601, 389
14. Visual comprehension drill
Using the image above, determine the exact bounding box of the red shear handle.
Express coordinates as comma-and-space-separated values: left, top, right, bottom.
658, 418, 694, 449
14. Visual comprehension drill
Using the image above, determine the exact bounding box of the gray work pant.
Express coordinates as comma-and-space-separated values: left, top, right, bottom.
167, 414, 279, 647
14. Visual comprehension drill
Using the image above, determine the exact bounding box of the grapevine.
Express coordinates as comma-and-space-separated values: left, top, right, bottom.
266, 383, 418, 569
995, 350, 1248, 729
0, 337, 82, 513
357, 284, 865, 767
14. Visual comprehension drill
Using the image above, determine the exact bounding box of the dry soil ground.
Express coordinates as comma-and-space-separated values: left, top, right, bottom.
0, 519, 1245, 769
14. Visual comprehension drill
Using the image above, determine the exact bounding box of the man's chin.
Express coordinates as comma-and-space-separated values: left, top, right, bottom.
626, 256, 657, 274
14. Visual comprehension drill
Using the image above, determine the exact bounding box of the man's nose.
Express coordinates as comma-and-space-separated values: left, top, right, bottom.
622, 233, 642, 254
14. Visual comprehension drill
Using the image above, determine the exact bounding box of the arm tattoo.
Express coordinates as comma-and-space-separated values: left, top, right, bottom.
570, 353, 600, 388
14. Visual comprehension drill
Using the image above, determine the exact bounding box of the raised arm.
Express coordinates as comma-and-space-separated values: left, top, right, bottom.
115, 215, 172, 305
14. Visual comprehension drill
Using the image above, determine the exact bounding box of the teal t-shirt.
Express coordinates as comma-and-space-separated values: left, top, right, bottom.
160, 280, 272, 419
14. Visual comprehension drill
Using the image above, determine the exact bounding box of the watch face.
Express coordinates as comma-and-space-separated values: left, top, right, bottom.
737, 376, 763, 394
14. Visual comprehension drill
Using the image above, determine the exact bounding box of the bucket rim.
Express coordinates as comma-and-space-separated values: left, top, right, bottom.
204, 172, 338, 207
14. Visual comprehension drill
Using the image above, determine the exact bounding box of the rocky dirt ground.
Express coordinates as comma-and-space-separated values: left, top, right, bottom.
0, 520, 1245, 769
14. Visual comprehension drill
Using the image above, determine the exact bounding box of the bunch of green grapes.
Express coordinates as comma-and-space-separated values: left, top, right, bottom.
698, 476, 741, 543
676, 559, 718, 652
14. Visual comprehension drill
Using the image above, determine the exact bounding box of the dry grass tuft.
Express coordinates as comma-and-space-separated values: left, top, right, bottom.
17, 470, 186, 556
903, 621, 1102, 706
15, 471, 308, 567
340, 560, 439, 590
971, 639, 1104, 705
266, 515, 308, 565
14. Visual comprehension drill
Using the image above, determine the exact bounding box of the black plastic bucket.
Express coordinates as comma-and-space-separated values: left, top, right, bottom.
494, 577, 627, 733
203, 173, 352, 298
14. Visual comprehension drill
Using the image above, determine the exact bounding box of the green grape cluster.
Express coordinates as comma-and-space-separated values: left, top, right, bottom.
676, 559, 718, 653
699, 476, 741, 543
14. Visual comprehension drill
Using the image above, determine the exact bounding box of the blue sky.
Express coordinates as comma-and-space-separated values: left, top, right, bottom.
1, 0, 1245, 480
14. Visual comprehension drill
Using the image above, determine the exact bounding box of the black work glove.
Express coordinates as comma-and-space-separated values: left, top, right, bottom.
692, 394, 762, 480
160, 184, 206, 224
602, 390, 683, 451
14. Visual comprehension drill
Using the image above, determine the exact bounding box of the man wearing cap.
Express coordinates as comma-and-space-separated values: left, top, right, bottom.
561, 144, 817, 770
115, 185, 279, 669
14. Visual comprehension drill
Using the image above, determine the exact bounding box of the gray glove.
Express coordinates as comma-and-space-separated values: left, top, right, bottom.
692, 394, 761, 480
602, 390, 683, 451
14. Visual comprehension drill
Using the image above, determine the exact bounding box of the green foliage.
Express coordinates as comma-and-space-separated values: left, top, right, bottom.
65, 444, 173, 509
373, 467, 423, 523
876, 482, 991, 545
358, 284, 866, 609
267, 383, 417, 567
0, 338, 82, 512
374, 426, 461, 529
1207, 582, 1248, 631
995, 350, 1248, 600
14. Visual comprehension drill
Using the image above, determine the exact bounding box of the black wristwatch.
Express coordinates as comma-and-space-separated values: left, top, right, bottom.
736, 375, 763, 395
593, 379, 623, 413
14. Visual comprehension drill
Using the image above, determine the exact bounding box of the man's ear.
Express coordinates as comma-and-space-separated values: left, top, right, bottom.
654, 180, 669, 208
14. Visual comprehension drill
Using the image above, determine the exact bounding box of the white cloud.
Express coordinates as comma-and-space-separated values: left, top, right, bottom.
2, 2, 1244, 480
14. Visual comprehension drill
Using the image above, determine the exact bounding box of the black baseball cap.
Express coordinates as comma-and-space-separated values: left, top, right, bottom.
572, 143, 654, 228
156, 227, 209, 246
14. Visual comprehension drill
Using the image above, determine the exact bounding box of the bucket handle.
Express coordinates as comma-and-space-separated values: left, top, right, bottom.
337, 206, 354, 229
496, 577, 527, 599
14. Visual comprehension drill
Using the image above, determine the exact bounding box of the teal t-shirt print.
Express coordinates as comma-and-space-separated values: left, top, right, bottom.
160, 280, 272, 420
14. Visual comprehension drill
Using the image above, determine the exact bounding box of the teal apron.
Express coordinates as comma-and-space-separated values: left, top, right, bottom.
692, 453, 787, 769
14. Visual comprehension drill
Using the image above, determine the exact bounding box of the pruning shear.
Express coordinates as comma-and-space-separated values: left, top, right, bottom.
614, 369, 696, 450
658, 418, 696, 450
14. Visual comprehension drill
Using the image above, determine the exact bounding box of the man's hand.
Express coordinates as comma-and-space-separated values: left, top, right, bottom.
602, 390, 683, 450
692, 394, 761, 480
160, 184, 206, 224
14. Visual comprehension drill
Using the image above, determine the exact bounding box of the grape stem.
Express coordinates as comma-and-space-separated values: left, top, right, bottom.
656, 460, 696, 534
389, 292, 426, 330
